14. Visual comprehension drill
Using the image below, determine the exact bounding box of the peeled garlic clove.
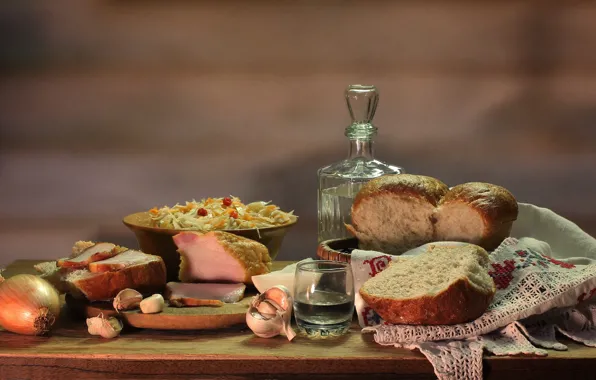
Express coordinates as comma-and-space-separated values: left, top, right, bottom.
140, 294, 165, 314
256, 299, 279, 318
113, 288, 143, 312
246, 286, 295, 341
86, 314, 122, 339
262, 285, 292, 311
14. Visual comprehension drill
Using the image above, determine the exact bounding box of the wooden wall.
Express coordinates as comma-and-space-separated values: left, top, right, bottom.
1, 1, 595, 266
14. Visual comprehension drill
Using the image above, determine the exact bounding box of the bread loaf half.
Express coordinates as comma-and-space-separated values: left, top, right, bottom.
435, 182, 518, 251
359, 244, 496, 325
346, 174, 449, 255
347, 174, 518, 254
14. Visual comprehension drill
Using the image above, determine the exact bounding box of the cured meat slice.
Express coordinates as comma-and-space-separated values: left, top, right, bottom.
165, 282, 246, 307
173, 231, 271, 284
88, 250, 158, 273
57, 242, 118, 269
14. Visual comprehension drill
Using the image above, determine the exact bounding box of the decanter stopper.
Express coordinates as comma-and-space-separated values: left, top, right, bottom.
345, 84, 379, 124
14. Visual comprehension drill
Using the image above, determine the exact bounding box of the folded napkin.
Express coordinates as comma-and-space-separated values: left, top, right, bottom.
352, 203, 596, 380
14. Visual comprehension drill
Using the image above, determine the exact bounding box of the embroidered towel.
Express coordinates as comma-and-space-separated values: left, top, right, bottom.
351, 203, 596, 379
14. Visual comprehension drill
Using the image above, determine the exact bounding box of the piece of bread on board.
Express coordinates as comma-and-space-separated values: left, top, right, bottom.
65, 252, 166, 301
359, 244, 496, 325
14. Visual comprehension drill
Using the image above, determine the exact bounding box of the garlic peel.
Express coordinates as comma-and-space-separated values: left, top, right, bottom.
113, 288, 143, 312
140, 294, 165, 314
246, 286, 295, 341
87, 314, 122, 338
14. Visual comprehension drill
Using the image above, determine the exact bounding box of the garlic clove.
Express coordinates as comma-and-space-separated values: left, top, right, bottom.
256, 300, 279, 318
246, 286, 296, 341
140, 294, 165, 314
87, 314, 123, 339
113, 288, 143, 312
246, 307, 284, 338
262, 286, 292, 311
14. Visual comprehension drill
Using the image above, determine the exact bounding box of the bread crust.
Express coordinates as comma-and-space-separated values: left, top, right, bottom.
69, 256, 166, 301
360, 276, 495, 325
352, 174, 449, 219
438, 182, 518, 250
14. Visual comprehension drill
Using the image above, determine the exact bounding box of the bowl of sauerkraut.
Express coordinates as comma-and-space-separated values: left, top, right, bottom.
123, 196, 298, 281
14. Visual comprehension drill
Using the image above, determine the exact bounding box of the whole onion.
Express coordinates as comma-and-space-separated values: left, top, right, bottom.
0, 274, 61, 335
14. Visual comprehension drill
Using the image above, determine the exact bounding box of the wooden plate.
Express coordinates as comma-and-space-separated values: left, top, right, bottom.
66, 294, 253, 330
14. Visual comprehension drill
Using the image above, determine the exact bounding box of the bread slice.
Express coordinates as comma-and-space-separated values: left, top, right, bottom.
347, 175, 518, 254
173, 231, 271, 284
347, 174, 449, 255
65, 252, 166, 301
359, 244, 496, 325
35, 241, 167, 301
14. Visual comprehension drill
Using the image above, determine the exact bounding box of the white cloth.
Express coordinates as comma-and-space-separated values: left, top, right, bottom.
352, 203, 596, 380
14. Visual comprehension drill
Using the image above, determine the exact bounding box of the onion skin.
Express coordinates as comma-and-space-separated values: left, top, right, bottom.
0, 274, 61, 336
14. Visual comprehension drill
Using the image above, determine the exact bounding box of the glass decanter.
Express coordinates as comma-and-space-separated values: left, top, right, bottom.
317, 84, 404, 243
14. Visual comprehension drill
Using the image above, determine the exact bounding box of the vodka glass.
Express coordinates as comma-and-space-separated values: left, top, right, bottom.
293, 260, 355, 338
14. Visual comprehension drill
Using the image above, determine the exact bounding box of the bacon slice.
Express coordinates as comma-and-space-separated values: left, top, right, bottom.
57, 242, 118, 269
88, 249, 161, 273
165, 282, 246, 307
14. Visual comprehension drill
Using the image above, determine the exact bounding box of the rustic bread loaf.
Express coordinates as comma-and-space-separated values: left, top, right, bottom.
435, 182, 518, 251
346, 174, 518, 254
346, 174, 449, 255
359, 244, 496, 325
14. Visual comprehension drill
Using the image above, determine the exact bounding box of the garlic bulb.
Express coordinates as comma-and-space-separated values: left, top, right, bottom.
0, 274, 61, 335
246, 285, 295, 341
140, 294, 165, 314
113, 288, 143, 312
87, 314, 123, 339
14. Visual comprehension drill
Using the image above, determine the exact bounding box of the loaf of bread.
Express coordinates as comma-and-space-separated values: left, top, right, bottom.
359, 244, 496, 325
346, 174, 518, 255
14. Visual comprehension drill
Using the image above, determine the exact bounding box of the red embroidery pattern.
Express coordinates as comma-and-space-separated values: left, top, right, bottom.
489, 260, 516, 289
578, 287, 596, 302
363, 255, 392, 277
544, 255, 576, 269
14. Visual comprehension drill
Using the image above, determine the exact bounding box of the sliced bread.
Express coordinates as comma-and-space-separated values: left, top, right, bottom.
359, 244, 496, 325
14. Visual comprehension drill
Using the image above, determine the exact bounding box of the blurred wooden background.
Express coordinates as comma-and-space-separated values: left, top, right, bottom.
0, 0, 595, 266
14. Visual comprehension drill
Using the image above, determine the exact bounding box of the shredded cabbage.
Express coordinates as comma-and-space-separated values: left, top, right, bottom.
149, 196, 297, 231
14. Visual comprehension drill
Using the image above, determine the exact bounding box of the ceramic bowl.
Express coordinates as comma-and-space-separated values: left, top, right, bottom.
123, 211, 297, 282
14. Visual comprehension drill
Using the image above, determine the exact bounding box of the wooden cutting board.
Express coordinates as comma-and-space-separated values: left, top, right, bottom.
66, 293, 254, 330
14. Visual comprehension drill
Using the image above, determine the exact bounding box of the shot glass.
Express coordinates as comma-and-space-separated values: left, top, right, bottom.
293, 260, 355, 338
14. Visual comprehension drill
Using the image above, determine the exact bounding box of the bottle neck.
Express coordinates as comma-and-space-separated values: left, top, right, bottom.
348, 138, 374, 159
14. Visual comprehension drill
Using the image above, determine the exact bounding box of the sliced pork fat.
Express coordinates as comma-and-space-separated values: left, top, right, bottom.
173, 231, 272, 284
165, 282, 246, 307
88, 250, 161, 273
57, 242, 118, 269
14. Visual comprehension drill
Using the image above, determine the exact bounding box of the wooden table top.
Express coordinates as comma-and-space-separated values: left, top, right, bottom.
1, 260, 596, 380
